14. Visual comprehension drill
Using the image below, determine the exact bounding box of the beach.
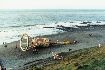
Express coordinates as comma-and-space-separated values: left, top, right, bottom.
1, 9, 105, 70
0, 25, 105, 70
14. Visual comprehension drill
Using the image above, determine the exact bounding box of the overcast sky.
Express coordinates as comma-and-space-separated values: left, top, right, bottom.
0, 0, 105, 9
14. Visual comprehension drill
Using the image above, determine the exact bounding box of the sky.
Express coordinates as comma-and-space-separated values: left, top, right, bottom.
0, 0, 105, 9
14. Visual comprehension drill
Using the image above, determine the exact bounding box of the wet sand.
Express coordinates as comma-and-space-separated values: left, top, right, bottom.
0, 27, 105, 70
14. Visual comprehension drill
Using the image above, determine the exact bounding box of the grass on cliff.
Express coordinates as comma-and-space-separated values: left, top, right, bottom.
27, 45, 105, 70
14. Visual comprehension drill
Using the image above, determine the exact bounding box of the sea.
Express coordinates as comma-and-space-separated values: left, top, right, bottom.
0, 9, 105, 45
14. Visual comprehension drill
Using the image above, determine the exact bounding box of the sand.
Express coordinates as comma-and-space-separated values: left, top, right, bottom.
0, 27, 105, 70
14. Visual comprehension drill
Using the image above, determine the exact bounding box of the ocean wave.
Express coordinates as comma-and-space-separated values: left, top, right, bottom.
0, 24, 62, 45
43, 21, 105, 28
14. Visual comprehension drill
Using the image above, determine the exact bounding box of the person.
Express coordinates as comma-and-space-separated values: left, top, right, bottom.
74, 40, 78, 44
99, 44, 101, 47
3, 42, 4, 45
3, 42, 7, 48
89, 34, 92, 37
16, 43, 18, 48
52, 52, 63, 60
69, 49, 72, 51
52, 52, 58, 59
0, 65, 1, 70
0, 60, 6, 70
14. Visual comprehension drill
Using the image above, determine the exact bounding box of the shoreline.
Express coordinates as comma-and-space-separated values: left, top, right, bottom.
1, 21, 105, 45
